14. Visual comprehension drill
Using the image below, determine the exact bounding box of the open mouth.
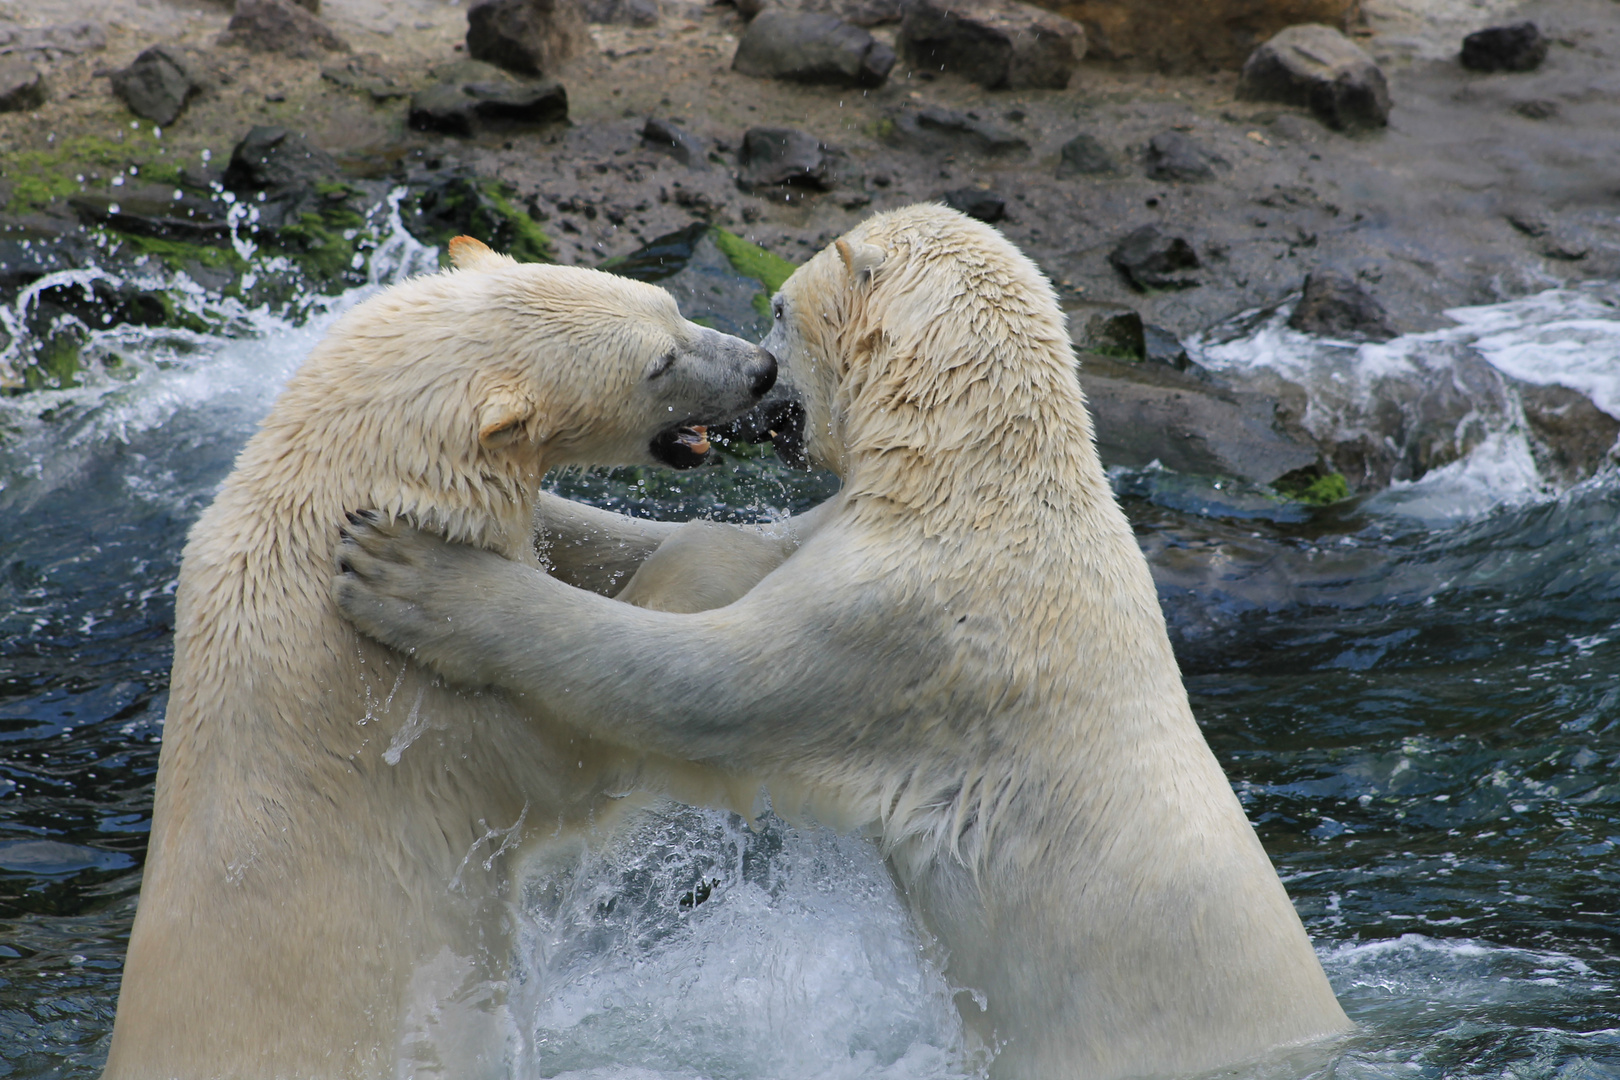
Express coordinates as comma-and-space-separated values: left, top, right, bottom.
650, 424, 712, 469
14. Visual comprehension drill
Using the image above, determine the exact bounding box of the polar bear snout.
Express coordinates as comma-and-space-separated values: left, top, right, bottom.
750, 348, 779, 399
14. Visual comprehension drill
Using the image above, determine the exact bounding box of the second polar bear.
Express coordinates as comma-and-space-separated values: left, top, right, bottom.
336, 207, 1352, 1079
103, 238, 777, 1080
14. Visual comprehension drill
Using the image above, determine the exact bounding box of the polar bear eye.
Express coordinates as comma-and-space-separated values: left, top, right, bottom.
772, 300, 784, 322
647, 349, 678, 379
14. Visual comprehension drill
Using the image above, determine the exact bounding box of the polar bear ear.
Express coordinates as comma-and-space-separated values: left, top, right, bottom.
448, 236, 511, 272
835, 239, 886, 289
477, 389, 537, 451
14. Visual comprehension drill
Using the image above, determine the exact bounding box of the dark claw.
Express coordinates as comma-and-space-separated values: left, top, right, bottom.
338, 559, 354, 575
357, 509, 378, 522
345, 510, 363, 525
338, 527, 351, 541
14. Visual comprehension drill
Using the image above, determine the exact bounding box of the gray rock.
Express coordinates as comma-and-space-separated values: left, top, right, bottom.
1078, 354, 1319, 484
897, 0, 1084, 90
1144, 131, 1225, 182
109, 46, 201, 126
941, 187, 1005, 223
0, 21, 105, 57
1055, 133, 1117, 178
736, 127, 832, 190
1238, 24, 1389, 133
69, 188, 231, 246
585, 0, 659, 24
884, 105, 1029, 158
798, 0, 905, 28
409, 68, 569, 136
1110, 225, 1200, 291
0, 57, 45, 113
466, 0, 588, 78
223, 126, 340, 196
1143, 324, 1190, 370
1073, 302, 1145, 359
217, 0, 350, 58
642, 118, 708, 169
1287, 269, 1395, 341
321, 55, 412, 101
1461, 21, 1547, 73
732, 10, 894, 88
1516, 381, 1620, 488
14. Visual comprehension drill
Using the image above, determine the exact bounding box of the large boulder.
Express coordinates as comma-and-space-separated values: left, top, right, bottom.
466, 0, 588, 78
897, 0, 1084, 90
216, 0, 350, 58
732, 10, 895, 88
1287, 269, 1395, 341
1238, 24, 1389, 132
1460, 21, 1547, 73
1025, 0, 1358, 72
736, 127, 833, 191
0, 57, 45, 113
409, 63, 568, 136
109, 46, 202, 126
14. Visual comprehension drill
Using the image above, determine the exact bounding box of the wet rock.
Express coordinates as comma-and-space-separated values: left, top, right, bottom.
0, 57, 46, 113
1516, 382, 1620, 487
466, 0, 588, 78
1461, 22, 1547, 73
1144, 130, 1225, 181
1287, 269, 1395, 341
897, 0, 1084, 90
732, 10, 894, 88
409, 62, 568, 135
1238, 24, 1389, 133
68, 189, 231, 246
224, 126, 341, 196
585, 0, 660, 24
321, 55, 412, 101
1055, 132, 1118, 177
402, 173, 553, 263
217, 0, 350, 58
1078, 354, 1319, 484
642, 118, 708, 169
1109, 225, 1200, 291
883, 106, 1029, 158
1144, 323, 1190, 370
941, 187, 1006, 223
1072, 302, 1145, 359
109, 46, 202, 126
737, 127, 833, 190
1046, 0, 1356, 72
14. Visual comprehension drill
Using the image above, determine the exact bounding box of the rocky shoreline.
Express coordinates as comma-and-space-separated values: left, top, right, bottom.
1, 0, 1617, 498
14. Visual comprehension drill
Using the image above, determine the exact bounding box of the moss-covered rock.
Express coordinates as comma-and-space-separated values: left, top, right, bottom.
402, 174, 554, 265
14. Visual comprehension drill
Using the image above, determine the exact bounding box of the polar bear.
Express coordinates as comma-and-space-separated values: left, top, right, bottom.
103, 237, 778, 1080
334, 206, 1352, 1079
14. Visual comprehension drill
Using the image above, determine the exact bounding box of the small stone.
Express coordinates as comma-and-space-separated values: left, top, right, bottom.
1512, 98, 1558, 120
584, 0, 660, 24
466, 0, 588, 78
1144, 131, 1224, 182
1239, 24, 1390, 133
1287, 269, 1395, 341
941, 188, 1005, 223
0, 57, 46, 113
1461, 21, 1547, 73
732, 10, 894, 88
736, 127, 832, 190
322, 56, 411, 101
897, 0, 1084, 90
884, 105, 1029, 158
110, 46, 201, 126
218, 0, 350, 58
1055, 133, 1117, 178
1074, 303, 1145, 359
1143, 324, 1190, 370
222, 126, 340, 195
1109, 225, 1200, 291
642, 117, 708, 169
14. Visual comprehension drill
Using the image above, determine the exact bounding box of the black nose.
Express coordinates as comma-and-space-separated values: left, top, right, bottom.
751, 350, 778, 398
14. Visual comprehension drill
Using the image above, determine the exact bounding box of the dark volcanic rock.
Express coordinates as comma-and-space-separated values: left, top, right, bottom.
223, 126, 341, 195
941, 188, 1006, 223
737, 127, 832, 190
217, 0, 350, 57
409, 63, 568, 135
1110, 225, 1200, 291
1144, 131, 1225, 181
466, 0, 588, 78
642, 118, 708, 169
1287, 269, 1395, 341
1073, 302, 1145, 359
109, 46, 201, 126
885, 106, 1029, 158
897, 0, 1084, 90
585, 0, 660, 25
1055, 133, 1117, 177
1143, 323, 1190, 370
402, 173, 552, 263
1461, 21, 1547, 73
732, 10, 894, 88
1239, 24, 1389, 133
0, 57, 46, 113
69, 189, 231, 246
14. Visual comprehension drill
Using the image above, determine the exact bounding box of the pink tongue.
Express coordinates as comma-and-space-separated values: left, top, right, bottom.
676, 426, 709, 455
